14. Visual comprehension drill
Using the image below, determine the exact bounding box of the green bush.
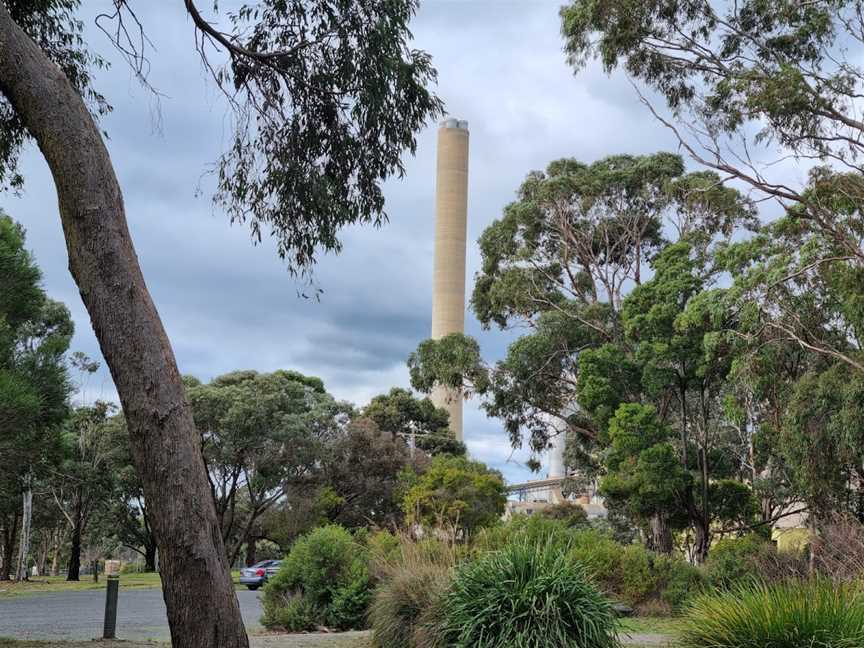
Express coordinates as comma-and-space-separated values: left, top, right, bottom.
367, 529, 401, 572
262, 525, 371, 631
473, 515, 572, 554
567, 528, 625, 595
655, 555, 704, 611
119, 561, 150, 574
679, 579, 864, 648
539, 501, 590, 528
704, 534, 773, 590
438, 540, 620, 648
619, 544, 655, 604
568, 530, 702, 611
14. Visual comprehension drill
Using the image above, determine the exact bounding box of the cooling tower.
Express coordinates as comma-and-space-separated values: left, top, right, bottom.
430, 118, 470, 442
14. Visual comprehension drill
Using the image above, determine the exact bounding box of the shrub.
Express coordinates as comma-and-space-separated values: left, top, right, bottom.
678, 579, 864, 648
704, 534, 773, 590
655, 556, 703, 611
812, 513, 864, 581
539, 501, 590, 528
568, 530, 702, 611
619, 544, 654, 604
438, 540, 620, 648
369, 538, 455, 648
367, 529, 401, 572
262, 525, 371, 631
567, 528, 625, 595
472, 514, 572, 554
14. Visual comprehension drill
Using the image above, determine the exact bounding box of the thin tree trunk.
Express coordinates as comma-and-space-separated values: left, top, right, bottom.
67, 500, 82, 582
0, 512, 19, 581
244, 537, 257, 567
50, 528, 62, 577
37, 536, 48, 577
15, 481, 33, 581
0, 7, 247, 646
693, 518, 710, 564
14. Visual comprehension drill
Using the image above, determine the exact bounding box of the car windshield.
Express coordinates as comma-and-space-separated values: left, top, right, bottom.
251, 561, 273, 568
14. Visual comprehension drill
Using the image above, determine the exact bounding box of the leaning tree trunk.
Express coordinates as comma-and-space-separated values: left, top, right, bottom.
0, 7, 247, 647
15, 479, 32, 581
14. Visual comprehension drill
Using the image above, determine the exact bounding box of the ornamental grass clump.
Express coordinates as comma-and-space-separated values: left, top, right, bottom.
369, 536, 455, 648
678, 579, 864, 648
438, 540, 620, 648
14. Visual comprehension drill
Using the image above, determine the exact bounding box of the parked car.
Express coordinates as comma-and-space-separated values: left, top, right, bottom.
238, 559, 282, 590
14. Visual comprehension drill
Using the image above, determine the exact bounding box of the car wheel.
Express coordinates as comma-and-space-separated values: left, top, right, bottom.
246, 585, 259, 591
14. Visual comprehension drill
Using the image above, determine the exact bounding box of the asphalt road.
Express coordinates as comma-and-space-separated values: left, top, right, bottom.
0, 587, 263, 641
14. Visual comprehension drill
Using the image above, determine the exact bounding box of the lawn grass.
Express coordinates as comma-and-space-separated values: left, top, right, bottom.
0, 570, 243, 599
618, 616, 683, 636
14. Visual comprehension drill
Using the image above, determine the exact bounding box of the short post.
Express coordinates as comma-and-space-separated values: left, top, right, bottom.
103, 560, 121, 639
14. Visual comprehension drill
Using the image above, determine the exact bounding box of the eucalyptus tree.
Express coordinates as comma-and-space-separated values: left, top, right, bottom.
409, 153, 757, 560
783, 362, 864, 520
0, 214, 72, 580
51, 402, 118, 581
0, 2, 441, 643
410, 153, 753, 457
364, 387, 466, 457
186, 370, 346, 566
578, 243, 760, 560
561, 0, 864, 376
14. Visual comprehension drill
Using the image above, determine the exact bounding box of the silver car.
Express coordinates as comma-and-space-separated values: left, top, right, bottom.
238, 559, 282, 590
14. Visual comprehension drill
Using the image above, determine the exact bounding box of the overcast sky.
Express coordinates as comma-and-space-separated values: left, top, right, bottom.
4, 0, 693, 484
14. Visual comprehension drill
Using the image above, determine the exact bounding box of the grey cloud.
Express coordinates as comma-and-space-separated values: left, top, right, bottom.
4, 0, 687, 483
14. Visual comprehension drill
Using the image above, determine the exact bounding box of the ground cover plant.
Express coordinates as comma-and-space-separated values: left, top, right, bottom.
678, 579, 864, 648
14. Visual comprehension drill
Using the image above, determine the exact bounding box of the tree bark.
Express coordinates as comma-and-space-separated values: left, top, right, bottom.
693, 518, 710, 564
67, 499, 82, 581
648, 513, 673, 554
244, 536, 257, 567
0, 7, 247, 647
50, 528, 62, 577
36, 536, 47, 577
0, 512, 19, 581
15, 482, 32, 581
144, 541, 157, 573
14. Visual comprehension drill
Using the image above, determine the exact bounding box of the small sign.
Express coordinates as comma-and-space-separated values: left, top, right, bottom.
104, 560, 121, 576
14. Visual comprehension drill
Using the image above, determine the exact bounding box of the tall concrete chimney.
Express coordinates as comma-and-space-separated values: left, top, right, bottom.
430, 118, 469, 442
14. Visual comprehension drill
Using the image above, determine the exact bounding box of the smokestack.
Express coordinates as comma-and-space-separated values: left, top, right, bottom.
430, 118, 469, 442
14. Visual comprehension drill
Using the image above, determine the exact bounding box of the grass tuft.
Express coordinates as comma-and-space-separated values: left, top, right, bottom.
438, 539, 620, 648
678, 579, 864, 648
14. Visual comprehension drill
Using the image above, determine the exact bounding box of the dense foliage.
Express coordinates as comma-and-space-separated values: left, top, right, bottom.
262, 525, 371, 631
402, 456, 507, 537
